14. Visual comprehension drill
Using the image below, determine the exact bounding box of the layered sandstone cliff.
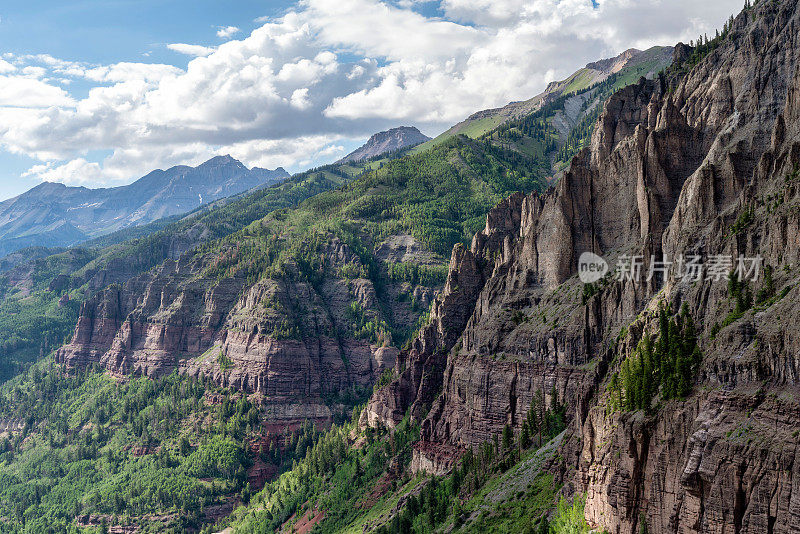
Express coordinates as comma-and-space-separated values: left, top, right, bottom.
56, 234, 438, 426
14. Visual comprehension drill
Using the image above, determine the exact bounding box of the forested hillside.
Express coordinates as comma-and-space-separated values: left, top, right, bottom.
2, 4, 773, 528
0, 165, 354, 382
0, 133, 548, 532
0, 359, 329, 533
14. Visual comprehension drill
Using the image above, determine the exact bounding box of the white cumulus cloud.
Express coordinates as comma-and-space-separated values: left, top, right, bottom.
216, 25, 241, 39
22, 158, 104, 185
0, 75, 74, 108
0, 0, 742, 191
0, 59, 16, 73
167, 43, 217, 57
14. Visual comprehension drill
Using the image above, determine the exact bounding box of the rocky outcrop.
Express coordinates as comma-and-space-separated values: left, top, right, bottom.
337, 127, 431, 164
430, 47, 673, 162
585, 48, 641, 74
365, 1, 800, 532
360, 193, 525, 429
410, 441, 463, 476
58, 235, 433, 429
377, 70, 707, 448
573, 3, 800, 530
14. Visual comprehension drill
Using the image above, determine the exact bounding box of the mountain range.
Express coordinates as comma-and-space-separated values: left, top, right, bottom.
0, 155, 288, 257
0, 45, 673, 261
1, 1, 797, 532
416, 46, 674, 161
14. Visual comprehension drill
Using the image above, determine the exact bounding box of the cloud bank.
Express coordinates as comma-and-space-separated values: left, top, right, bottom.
0, 0, 740, 188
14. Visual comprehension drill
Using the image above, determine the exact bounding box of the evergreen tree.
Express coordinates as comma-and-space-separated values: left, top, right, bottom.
179, 436, 191, 457
756, 264, 774, 304
619, 305, 702, 409
728, 270, 740, 298
537, 516, 550, 534
640, 335, 654, 409
621, 357, 633, 411
521, 421, 531, 449
502, 424, 514, 452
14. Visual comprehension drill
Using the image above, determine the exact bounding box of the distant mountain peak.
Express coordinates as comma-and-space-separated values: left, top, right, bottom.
585, 48, 642, 74
30, 181, 68, 192
0, 155, 291, 256
200, 154, 245, 169
252, 166, 288, 176
338, 126, 431, 164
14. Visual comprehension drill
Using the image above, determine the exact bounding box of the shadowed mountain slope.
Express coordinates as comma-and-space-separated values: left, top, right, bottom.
0, 155, 288, 256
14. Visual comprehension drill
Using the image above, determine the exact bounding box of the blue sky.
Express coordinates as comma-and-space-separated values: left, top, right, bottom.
0, 0, 741, 201
1, 1, 279, 65
0, 0, 293, 198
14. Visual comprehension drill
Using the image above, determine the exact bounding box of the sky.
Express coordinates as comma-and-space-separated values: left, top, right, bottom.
0, 0, 742, 201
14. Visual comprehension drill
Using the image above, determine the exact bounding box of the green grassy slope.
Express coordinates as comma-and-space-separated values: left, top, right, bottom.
0, 165, 357, 383
414, 46, 673, 181
481, 46, 673, 177
414, 115, 507, 153
559, 68, 598, 95
0, 134, 549, 533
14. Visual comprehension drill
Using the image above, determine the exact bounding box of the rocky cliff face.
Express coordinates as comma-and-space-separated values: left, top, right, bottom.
57, 232, 438, 427
360, 192, 526, 430
364, 0, 800, 531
